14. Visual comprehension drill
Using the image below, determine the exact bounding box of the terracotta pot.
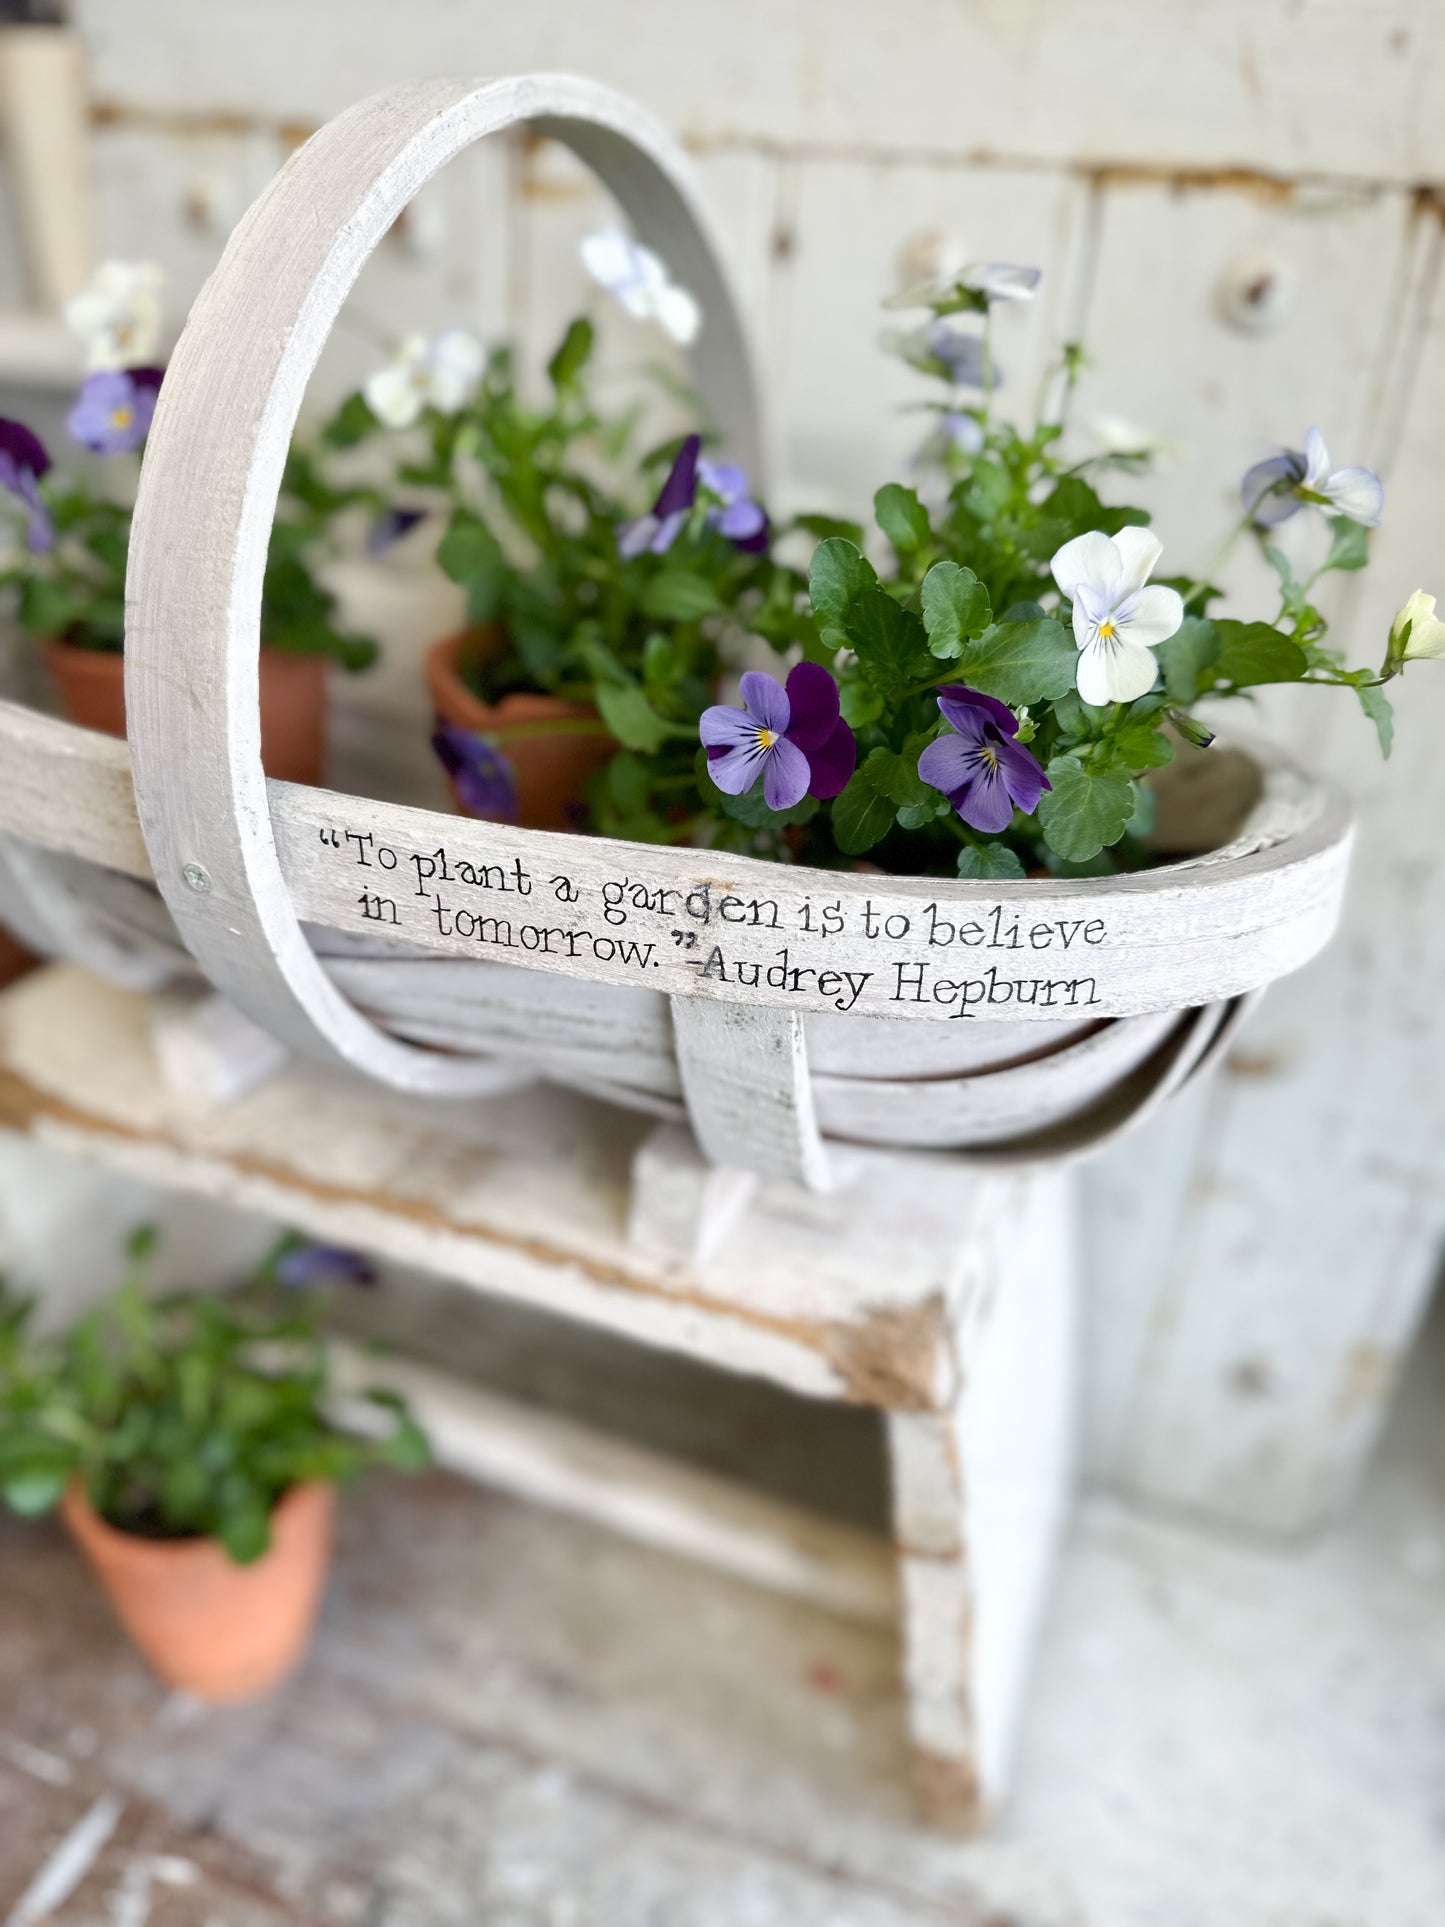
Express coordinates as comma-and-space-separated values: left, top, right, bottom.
425, 628, 615, 831
0, 928, 36, 991
61, 1480, 335, 1704
44, 638, 329, 786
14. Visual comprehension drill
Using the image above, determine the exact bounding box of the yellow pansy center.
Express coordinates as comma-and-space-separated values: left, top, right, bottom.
756, 727, 778, 749
110, 405, 134, 430
1097, 618, 1117, 639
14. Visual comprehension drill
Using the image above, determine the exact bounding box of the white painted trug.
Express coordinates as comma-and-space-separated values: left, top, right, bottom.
123, 77, 766, 1099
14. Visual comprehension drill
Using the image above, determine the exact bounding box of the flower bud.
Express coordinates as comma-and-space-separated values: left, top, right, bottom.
1166, 707, 1216, 749
1385, 590, 1445, 672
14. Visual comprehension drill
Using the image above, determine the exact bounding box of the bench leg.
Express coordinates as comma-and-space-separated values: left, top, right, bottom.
885, 1163, 1079, 1831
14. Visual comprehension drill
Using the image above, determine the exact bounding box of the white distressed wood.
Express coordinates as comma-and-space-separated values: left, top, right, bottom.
626, 1122, 757, 1267
1087, 220, 1445, 1532
147, 986, 292, 1107
0, 960, 1079, 1825
1070, 176, 1414, 624
0, 25, 92, 310
773, 158, 1089, 513
0, 700, 1349, 1167
73, 0, 1445, 186
671, 998, 831, 1191
887, 1163, 1077, 1830
329, 1341, 896, 1626
0, 965, 980, 1407
0, 699, 1351, 1030
123, 76, 765, 1100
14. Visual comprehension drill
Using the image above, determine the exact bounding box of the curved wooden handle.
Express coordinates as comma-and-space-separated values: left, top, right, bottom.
125, 76, 766, 1094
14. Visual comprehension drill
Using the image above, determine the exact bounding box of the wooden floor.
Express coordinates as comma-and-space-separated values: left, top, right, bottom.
2, 1291, 1444, 1926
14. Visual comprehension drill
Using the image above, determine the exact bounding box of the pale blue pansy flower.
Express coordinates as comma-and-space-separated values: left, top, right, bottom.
1241, 426, 1383, 528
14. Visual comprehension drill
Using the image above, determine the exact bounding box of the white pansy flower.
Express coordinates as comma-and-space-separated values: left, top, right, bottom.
1388, 590, 1445, 665
363, 329, 484, 429
64, 261, 164, 372
580, 229, 701, 346
1050, 527, 1184, 705
885, 260, 1041, 312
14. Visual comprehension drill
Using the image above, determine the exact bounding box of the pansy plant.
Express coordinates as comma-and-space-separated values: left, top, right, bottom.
0, 262, 375, 670
675, 263, 1430, 877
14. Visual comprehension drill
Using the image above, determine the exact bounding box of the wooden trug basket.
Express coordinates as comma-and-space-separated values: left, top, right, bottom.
0, 77, 1354, 1190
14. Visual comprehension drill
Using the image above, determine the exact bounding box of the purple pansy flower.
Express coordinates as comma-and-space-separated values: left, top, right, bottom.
700, 663, 856, 811
917, 685, 1050, 833
367, 506, 428, 556
275, 1239, 378, 1290
698, 457, 769, 553
0, 418, 53, 553
67, 366, 163, 455
1240, 426, 1383, 528
432, 720, 518, 822
618, 433, 701, 557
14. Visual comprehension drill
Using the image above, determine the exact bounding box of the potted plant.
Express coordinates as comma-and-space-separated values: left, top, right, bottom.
0, 1226, 428, 1703
447, 249, 1414, 884
0, 261, 378, 785
260, 242, 1445, 1158
330, 239, 815, 831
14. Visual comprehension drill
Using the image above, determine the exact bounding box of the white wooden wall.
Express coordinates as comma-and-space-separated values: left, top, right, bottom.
1, 0, 1442, 1530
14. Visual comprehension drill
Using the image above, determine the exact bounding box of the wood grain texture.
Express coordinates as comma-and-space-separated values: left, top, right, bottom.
331, 1340, 898, 1625
74, 1, 1445, 184
671, 999, 831, 1191
0, 964, 985, 1408
0, 700, 1343, 1167
122, 77, 764, 1095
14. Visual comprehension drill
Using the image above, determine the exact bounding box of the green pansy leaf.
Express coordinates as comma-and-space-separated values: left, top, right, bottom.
832, 755, 898, 855
594, 682, 669, 753
874, 482, 932, 552
1155, 616, 1220, 703
997, 600, 1048, 624
809, 538, 878, 628
954, 618, 1077, 706
846, 589, 932, 699
920, 561, 992, 660
896, 798, 950, 830
606, 752, 651, 815
547, 315, 594, 391
839, 680, 884, 729
639, 571, 723, 622
1324, 516, 1370, 573
436, 510, 504, 589
1215, 619, 1309, 687
1037, 756, 1136, 861
218, 1499, 272, 1567
793, 512, 866, 547
870, 746, 935, 811
322, 391, 377, 448
1107, 716, 1176, 772
1356, 681, 1394, 758
956, 843, 1027, 881
1, 1458, 69, 1517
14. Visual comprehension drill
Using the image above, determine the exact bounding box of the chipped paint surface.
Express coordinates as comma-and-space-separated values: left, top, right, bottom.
1, 1296, 1443, 1923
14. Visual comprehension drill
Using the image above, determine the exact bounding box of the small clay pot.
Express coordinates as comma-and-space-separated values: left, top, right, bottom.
61, 1480, 336, 1704
424, 627, 615, 831
44, 638, 329, 786
0, 928, 35, 991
